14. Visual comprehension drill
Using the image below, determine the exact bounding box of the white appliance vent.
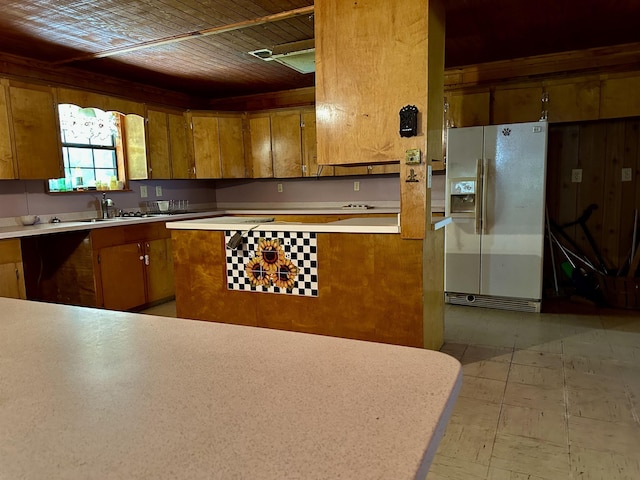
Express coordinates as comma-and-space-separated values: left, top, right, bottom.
248, 39, 315, 74
445, 293, 541, 313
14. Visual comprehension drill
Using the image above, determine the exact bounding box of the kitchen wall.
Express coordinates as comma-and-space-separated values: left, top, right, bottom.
0, 179, 217, 220
0, 173, 446, 220
214, 174, 445, 211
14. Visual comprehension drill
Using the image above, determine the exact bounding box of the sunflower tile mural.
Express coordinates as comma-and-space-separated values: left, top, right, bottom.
225, 230, 318, 297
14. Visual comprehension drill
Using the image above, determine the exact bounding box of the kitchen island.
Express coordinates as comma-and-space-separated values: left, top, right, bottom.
0, 297, 462, 479
168, 215, 447, 349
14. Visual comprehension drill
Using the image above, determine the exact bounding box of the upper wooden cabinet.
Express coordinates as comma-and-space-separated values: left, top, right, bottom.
124, 114, 148, 180
492, 86, 544, 125
245, 112, 273, 178
301, 108, 333, 177
145, 107, 192, 179
187, 111, 245, 179
271, 110, 303, 178
446, 91, 490, 128
600, 74, 640, 120
8, 81, 63, 179
218, 114, 246, 178
0, 82, 15, 179
315, 0, 439, 166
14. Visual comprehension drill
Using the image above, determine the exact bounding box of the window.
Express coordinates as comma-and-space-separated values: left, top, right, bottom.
48, 104, 126, 192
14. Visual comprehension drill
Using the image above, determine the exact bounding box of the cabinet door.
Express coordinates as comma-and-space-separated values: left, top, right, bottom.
124, 114, 148, 180
145, 238, 175, 303
9, 83, 62, 179
218, 115, 246, 178
301, 108, 333, 176
191, 116, 222, 178
446, 91, 490, 127
0, 239, 25, 299
493, 86, 543, 125
316, 1, 433, 165
334, 165, 369, 176
168, 112, 193, 179
271, 111, 303, 178
246, 114, 273, 178
146, 109, 172, 179
0, 83, 15, 179
99, 243, 146, 311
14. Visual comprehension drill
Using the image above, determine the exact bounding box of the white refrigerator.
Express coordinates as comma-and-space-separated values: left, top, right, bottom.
445, 121, 548, 313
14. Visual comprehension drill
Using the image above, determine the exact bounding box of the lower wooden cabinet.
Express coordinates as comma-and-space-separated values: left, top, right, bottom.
20, 222, 174, 311
92, 223, 175, 311
0, 239, 26, 299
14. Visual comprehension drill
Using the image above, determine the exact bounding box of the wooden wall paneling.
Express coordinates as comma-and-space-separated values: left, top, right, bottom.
218, 114, 246, 178
271, 110, 303, 178
576, 122, 607, 269
9, 82, 63, 179
492, 86, 544, 125
446, 91, 490, 127
619, 120, 640, 273
600, 74, 640, 120
57, 88, 146, 116
191, 115, 222, 178
167, 112, 192, 179
145, 109, 172, 179
0, 82, 15, 178
246, 113, 273, 178
124, 114, 148, 180
545, 79, 600, 123
601, 121, 626, 270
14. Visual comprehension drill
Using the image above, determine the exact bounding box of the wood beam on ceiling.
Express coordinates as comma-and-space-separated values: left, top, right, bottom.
54, 5, 315, 66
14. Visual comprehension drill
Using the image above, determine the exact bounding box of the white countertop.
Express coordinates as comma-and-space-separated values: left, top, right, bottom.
0, 298, 462, 479
167, 215, 402, 234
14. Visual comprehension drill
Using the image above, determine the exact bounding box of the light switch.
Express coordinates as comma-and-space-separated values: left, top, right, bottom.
571, 169, 582, 183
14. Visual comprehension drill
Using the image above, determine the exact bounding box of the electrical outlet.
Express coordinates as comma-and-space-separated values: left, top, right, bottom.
156, 186, 163, 197
277, 183, 283, 193
571, 169, 583, 183
140, 185, 148, 198
354, 181, 360, 191
622, 167, 633, 182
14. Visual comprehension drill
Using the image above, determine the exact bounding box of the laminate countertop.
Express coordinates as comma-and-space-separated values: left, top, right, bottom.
0, 298, 462, 480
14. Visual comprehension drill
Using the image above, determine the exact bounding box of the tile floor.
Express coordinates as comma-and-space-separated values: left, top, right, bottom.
428, 300, 640, 480
142, 299, 640, 479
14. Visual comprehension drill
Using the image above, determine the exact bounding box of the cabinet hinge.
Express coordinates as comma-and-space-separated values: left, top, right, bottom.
97, 254, 101, 264
15, 268, 19, 280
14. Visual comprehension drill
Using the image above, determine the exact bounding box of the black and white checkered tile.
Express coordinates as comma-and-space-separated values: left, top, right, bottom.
225, 230, 318, 297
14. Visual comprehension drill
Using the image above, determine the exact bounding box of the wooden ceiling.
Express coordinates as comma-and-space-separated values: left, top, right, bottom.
1, 0, 639, 100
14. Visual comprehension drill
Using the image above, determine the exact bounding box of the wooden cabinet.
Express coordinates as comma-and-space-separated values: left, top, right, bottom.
493, 86, 544, 124
245, 112, 273, 178
218, 114, 246, 178
124, 114, 148, 180
188, 111, 245, 179
8, 81, 63, 179
0, 239, 25, 299
446, 91, 490, 128
92, 223, 175, 311
301, 108, 333, 177
315, 0, 439, 166
146, 107, 191, 179
145, 108, 192, 179
271, 110, 303, 178
0, 82, 15, 178
600, 74, 640, 120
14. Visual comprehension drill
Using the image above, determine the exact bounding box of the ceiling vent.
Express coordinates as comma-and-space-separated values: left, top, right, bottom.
248, 39, 315, 74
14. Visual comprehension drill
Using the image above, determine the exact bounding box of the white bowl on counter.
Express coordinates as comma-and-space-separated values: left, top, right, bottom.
20, 215, 40, 226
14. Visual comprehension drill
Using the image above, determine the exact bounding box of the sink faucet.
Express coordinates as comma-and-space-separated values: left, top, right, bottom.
101, 192, 114, 219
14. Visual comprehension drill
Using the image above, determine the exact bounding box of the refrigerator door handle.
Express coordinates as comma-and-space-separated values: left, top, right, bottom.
475, 158, 483, 234
482, 158, 490, 235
